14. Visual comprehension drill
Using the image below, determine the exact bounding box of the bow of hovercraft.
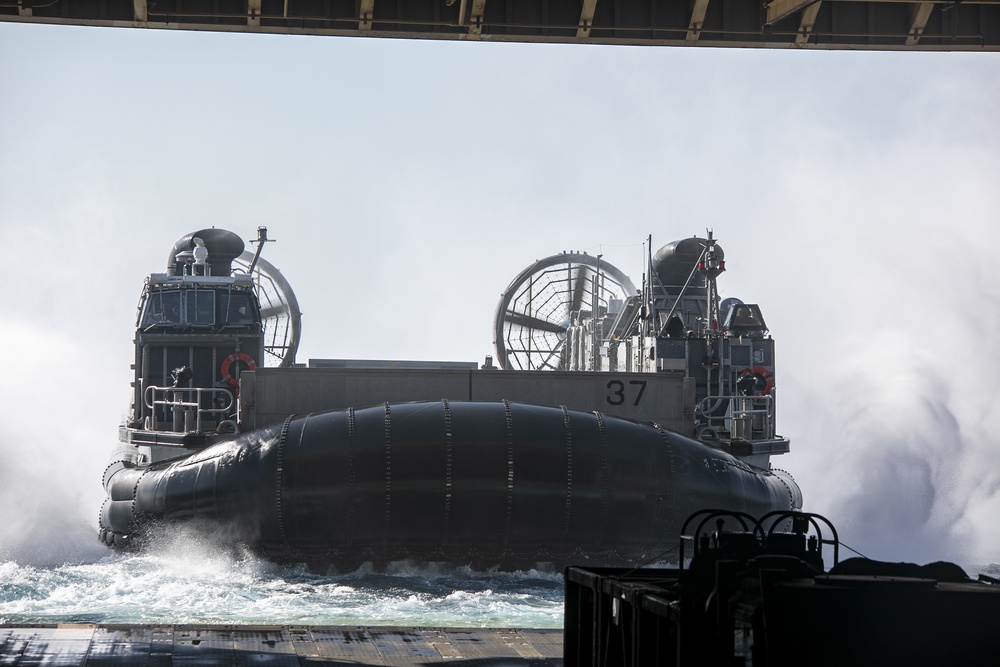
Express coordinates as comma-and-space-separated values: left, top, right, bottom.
104, 400, 799, 570
101, 228, 801, 569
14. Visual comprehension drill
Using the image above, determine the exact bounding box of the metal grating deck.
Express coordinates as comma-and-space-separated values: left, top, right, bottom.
0, 625, 563, 667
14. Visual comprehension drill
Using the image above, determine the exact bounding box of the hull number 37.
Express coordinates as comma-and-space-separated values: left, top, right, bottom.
606, 380, 647, 406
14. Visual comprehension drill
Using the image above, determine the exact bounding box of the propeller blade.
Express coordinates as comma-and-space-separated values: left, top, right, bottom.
570, 264, 588, 313
260, 305, 288, 319
504, 311, 567, 334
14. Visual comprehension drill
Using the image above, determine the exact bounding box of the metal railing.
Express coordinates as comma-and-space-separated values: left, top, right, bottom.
144, 385, 234, 433
696, 394, 777, 443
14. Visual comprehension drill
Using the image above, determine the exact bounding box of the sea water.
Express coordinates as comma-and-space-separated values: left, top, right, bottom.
0, 528, 564, 627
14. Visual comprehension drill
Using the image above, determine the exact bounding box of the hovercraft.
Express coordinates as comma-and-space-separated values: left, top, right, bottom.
100, 228, 801, 570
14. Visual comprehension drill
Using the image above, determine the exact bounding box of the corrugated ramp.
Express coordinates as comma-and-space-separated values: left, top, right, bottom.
0, 625, 563, 666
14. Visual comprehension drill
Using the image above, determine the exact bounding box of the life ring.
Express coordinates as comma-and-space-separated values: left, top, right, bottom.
221, 352, 256, 387
738, 366, 774, 396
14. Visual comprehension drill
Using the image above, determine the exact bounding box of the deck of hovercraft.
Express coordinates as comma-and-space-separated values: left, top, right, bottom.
0, 625, 563, 666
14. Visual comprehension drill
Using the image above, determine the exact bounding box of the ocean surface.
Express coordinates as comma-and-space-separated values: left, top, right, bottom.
6, 520, 1000, 629
0, 529, 565, 628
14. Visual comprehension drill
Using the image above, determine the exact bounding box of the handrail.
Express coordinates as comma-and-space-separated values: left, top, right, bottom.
144, 385, 234, 433
759, 510, 841, 567
679, 509, 763, 571
678, 510, 842, 572
695, 393, 777, 442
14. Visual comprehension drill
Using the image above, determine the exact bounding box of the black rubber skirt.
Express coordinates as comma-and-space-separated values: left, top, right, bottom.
102, 400, 799, 569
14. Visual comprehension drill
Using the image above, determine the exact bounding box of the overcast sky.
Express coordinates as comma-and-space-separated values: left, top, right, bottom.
1, 22, 999, 565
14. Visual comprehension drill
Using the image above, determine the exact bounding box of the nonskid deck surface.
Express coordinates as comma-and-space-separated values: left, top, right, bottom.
0, 625, 563, 666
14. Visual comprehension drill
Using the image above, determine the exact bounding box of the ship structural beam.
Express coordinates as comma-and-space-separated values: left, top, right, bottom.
359, 0, 374, 30
908, 1, 938, 44
686, 0, 711, 43
2, 0, 998, 51
578, 0, 599, 39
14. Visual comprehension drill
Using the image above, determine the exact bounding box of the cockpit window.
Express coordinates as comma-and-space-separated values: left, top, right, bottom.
142, 288, 218, 327
723, 304, 768, 336
220, 292, 259, 326
186, 289, 216, 326
142, 291, 182, 326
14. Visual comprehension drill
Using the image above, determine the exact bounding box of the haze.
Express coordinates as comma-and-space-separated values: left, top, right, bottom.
1, 23, 998, 566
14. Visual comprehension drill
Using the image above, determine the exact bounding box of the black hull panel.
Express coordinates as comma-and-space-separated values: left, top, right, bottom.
102, 401, 799, 568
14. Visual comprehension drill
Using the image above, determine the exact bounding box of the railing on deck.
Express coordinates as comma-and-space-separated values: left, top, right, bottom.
144, 385, 234, 433
696, 394, 777, 444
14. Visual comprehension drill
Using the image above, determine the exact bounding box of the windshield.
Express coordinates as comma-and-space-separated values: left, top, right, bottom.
141, 287, 253, 328
221, 292, 259, 326
186, 289, 216, 325
142, 290, 182, 326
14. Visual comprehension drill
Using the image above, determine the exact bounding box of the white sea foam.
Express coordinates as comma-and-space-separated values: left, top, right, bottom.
0, 527, 564, 627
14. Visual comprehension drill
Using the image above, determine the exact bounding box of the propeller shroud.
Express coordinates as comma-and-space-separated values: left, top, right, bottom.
493, 253, 636, 371
235, 251, 302, 368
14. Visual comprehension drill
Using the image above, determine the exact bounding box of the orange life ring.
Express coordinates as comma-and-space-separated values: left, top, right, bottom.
739, 366, 774, 396
221, 352, 256, 387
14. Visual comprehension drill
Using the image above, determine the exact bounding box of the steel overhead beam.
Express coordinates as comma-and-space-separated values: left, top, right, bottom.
907, 2, 936, 45
2, 0, 999, 50
247, 0, 261, 27
686, 0, 710, 43
829, 0, 997, 3
465, 0, 487, 36
771, 0, 999, 24
794, 0, 822, 45
768, 0, 996, 44
766, 0, 822, 25
358, 0, 374, 31
577, 0, 598, 38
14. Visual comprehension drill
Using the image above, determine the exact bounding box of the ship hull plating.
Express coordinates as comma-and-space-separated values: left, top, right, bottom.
102, 401, 799, 569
